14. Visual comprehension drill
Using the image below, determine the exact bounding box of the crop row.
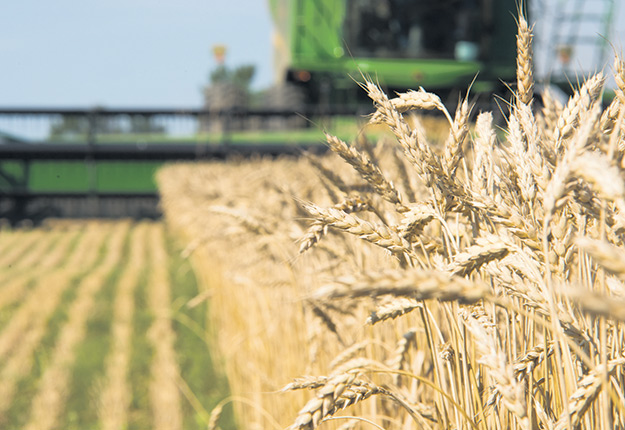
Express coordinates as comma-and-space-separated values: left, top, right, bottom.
0, 220, 230, 430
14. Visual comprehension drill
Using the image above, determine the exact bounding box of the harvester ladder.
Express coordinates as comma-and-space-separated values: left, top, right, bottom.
545, 0, 616, 79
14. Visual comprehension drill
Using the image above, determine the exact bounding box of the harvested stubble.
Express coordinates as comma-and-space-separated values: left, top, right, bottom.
0, 227, 77, 311
0, 229, 51, 275
158, 10, 625, 430
23, 221, 129, 430
147, 222, 183, 430
0, 223, 106, 423
0, 220, 225, 429
98, 222, 147, 430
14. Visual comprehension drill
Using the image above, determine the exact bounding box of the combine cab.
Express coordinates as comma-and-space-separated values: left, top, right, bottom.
269, 0, 519, 106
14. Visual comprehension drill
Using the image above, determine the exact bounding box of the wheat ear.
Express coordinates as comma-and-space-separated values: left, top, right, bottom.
299, 197, 372, 254
444, 97, 470, 175
448, 235, 510, 277
329, 342, 370, 370
289, 372, 425, 430
363, 79, 444, 182
207, 404, 224, 430
614, 55, 625, 104
554, 73, 605, 145
516, 12, 534, 106
366, 297, 421, 325
369, 87, 450, 124
314, 269, 489, 304
288, 373, 376, 430
302, 203, 415, 257
566, 287, 625, 321
387, 329, 417, 386
554, 358, 625, 430
325, 133, 405, 210
466, 318, 529, 429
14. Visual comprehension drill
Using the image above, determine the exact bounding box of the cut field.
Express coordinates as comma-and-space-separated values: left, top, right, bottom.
0, 220, 232, 430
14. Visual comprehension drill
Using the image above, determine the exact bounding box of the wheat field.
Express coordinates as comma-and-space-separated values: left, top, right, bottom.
158, 9, 625, 430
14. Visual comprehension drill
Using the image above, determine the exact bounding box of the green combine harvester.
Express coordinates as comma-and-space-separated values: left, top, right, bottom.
268, 0, 519, 106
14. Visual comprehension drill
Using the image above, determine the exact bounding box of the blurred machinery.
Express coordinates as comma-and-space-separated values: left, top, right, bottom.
268, 0, 519, 106
267, 0, 617, 105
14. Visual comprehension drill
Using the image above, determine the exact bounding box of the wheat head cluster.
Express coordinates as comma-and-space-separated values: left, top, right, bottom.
158, 10, 625, 430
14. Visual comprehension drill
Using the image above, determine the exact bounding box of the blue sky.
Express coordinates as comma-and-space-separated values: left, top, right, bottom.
0, 0, 274, 107
0, 1, 624, 108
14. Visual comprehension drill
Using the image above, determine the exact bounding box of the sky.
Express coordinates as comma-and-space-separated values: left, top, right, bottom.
0, 0, 275, 107
1, 1, 624, 108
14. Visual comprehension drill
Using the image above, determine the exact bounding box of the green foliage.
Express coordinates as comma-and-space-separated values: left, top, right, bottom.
209, 64, 256, 91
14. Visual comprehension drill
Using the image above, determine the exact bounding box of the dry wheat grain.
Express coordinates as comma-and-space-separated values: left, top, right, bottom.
465, 317, 529, 429
443, 97, 470, 176
299, 197, 372, 254
369, 87, 450, 125
554, 74, 605, 145
576, 236, 625, 278
472, 112, 496, 192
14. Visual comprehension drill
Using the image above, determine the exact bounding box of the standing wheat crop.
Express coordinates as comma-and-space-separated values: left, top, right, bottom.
159, 4, 625, 429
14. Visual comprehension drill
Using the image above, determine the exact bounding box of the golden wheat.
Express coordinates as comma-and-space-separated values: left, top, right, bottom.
158, 6, 625, 429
